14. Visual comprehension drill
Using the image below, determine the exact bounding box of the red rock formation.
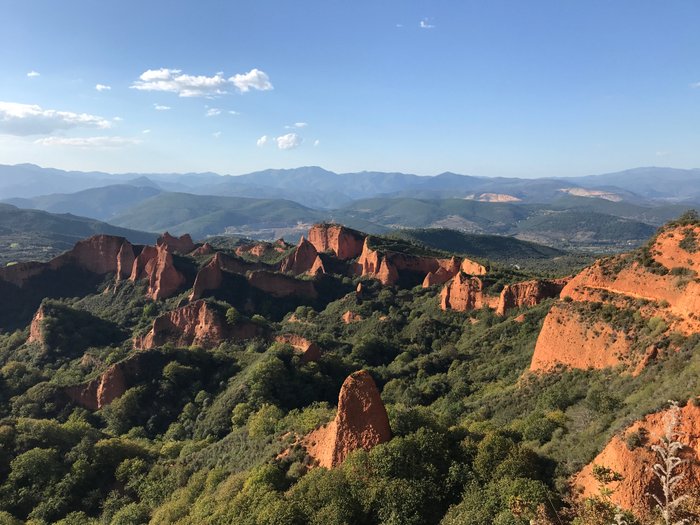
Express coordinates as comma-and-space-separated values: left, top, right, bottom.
0, 235, 134, 288
190, 243, 214, 256
303, 370, 391, 468
157, 232, 195, 254
460, 258, 487, 276
189, 254, 224, 301
64, 362, 128, 410
496, 278, 568, 316
308, 223, 366, 260
279, 237, 323, 275
129, 245, 157, 280
530, 224, 700, 374
376, 258, 399, 286
129, 244, 186, 300
441, 274, 495, 311
136, 300, 262, 349
248, 271, 318, 299
574, 401, 700, 518
275, 334, 322, 363
146, 245, 186, 300
27, 304, 46, 344
342, 311, 362, 324
530, 303, 630, 372
116, 242, 136, 281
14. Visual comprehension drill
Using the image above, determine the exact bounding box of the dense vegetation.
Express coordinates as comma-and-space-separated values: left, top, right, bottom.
1, 215, 699, 524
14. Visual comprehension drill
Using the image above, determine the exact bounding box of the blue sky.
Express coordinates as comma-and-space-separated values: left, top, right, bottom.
1, 0, 699, 177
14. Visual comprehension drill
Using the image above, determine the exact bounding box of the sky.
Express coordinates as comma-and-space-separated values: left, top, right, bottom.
1, 0, 699, 178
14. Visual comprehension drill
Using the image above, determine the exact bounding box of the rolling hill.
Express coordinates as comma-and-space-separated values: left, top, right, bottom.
0, 203, 157, 265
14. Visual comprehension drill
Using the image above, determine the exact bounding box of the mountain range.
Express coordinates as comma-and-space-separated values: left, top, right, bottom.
1, 163, 698, 255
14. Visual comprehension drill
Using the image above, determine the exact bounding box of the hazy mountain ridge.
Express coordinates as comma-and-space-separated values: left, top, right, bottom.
2, 164, 699, 207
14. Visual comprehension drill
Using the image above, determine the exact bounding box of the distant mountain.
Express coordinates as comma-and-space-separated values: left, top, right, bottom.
3, 184, 162, 221
566, 167, 700, 202
0, 203, 157, 264
2, 163, 699, 208
110, 193, 328, 239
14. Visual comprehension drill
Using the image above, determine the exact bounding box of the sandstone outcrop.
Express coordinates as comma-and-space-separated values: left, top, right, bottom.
440, 274, 497, 311
190, 243, 214, 256
235, 239, 289, 259
65, 362, 130, 410
27, 304, 47, 345
496, 278, 568, 316
460, 258, 488, 276
303, 370, 391, 468
157, 232, 195, 254
574, 401, 700, 518
308, 223, 366, 260
275, 334, 322, 363
342, 311, 363, 324
530, 223, 700, 374
135, 300, 261, 349
0, 235, 135, 288
279, 237, 323, 276
190, 253, 270, 301
530, 303, 631, 372
248, 271, 318, 299
130, 244, 186, 300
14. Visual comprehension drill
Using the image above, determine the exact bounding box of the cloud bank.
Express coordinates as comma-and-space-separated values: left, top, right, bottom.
131, 68, 273, 97
0, 101, 111, 136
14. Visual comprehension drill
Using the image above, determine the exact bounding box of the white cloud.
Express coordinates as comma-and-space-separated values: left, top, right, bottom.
231, 68, 273, 92
285, 122, 308, 129
113, 116, 124, 122
35, 136, 139, 147
131, 67, 273, 97
396, 23, 404, 28
656, 151, 670, 157
27, 71, 40, 78
228, 110, 240, 115
153, 104, 171, 111
313, 139, 320, 147
256, 135, 269, 147
205, 108, 221, 117
420, 18, 435, 29
95, 84, 111, 92
213, 131, 222, 138
0, 101, 111, 136
276, 133, 302, 150
693, 82, 700, 88
142, 129, 151, 134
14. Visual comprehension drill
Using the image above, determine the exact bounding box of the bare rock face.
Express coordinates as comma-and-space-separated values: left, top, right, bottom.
573, 401, 700, 518
303, 370, 391, 468
190, 254, 225, 301
190, 243, 214, 256
136, 300, 262, 349
342, 310, 363, 324
279, 237, 322, 275
157, 232, 196, 254
530, 224, 700, 374
57, 235, 133, 275
248, 270, 318, 299
131, 244, 186, 300
0, 235, 134, 288
308, 223, 366, 260
496, 278, 568, 316
529, 303, 630, 372
441, 273, 493, 311
64, 362, 129, 410
27, 304, 47, 345
460, 258, 487, 276
116, 242, 136, 281
275, 334, 322, 363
